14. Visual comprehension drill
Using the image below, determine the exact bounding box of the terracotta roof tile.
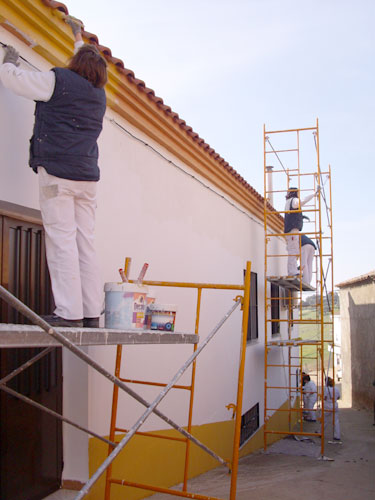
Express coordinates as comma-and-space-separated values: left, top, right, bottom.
41, 0, 68, 15
41, 0, 272, 211
336, 271, 375, 288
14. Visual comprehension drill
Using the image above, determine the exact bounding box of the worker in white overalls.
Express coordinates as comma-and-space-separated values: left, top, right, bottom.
284, 187, 319, 278
300, 234, 317, 285
323, 376, 341, 441
302, 373, 317, 421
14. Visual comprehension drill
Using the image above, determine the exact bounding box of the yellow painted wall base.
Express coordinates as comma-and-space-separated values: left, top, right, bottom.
87, 398, 299, 500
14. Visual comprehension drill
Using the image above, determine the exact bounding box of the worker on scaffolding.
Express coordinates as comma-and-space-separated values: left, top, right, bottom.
300, 234, 317, 284
0, 18, 107, 328
284, 186, 319, 279
302, 373, 317, 421
323, 376, 341, 441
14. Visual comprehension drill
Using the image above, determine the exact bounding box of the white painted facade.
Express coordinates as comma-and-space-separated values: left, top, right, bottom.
0, 29, 290, 483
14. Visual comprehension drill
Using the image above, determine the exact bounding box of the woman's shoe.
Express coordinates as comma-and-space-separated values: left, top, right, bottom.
41, 314, 83, 328
83, 317, 100, 328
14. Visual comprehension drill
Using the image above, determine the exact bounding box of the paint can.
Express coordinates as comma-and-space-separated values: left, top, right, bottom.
149, 304, 177, 332
144, 295, 156, 330
104, 282, 148, 329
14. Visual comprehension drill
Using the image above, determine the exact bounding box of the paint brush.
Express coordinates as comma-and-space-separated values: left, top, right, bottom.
118, 268, 128, 283
136, 263, 149, 285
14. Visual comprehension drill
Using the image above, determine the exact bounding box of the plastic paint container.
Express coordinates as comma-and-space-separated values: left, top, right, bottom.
104, 282, 148, 329
149, 304, 177, 332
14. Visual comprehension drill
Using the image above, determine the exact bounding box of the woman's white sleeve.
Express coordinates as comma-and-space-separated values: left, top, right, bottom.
0, 64, 55, 101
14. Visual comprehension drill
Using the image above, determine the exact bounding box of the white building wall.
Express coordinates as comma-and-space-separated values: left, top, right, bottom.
0, 31, 289, 482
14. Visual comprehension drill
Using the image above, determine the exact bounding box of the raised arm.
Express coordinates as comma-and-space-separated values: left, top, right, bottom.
0, 15, 84, 101
65, 15, 85, 51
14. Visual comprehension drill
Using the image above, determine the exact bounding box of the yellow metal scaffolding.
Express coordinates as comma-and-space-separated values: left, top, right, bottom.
103, 258, 252, 500
0, 261, 252, 500
263, 120, 336, 457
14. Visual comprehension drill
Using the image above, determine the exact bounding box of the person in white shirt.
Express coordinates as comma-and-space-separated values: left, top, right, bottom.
284, 187, 319, 278
323, 376, 341, 441
0, 18, 107, 328
302, 374, 317, 421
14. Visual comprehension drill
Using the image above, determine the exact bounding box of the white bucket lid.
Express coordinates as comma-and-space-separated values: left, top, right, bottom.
148, 303, 177, 312
104, 282, 148, 294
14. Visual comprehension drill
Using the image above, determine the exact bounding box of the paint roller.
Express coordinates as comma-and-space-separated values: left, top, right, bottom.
137, 263, 149, 286
118, 268, 128, 283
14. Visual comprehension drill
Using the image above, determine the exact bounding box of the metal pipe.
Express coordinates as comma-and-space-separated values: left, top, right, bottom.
266, 126, 317, 134
129, 279, 244, 290
0, 346, 54, 384
264, 429, 320, 437
114, 429, 186, 442
105, 344, 123, 500
120, 378, 191, 390
230, 261, 251, 500
110, 478, 223, 500
263, 125, 269, 452
183, 287, 202, 491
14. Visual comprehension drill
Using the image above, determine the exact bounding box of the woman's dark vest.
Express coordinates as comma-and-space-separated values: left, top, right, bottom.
29, 67, 106, 181
284, 198, 303, 233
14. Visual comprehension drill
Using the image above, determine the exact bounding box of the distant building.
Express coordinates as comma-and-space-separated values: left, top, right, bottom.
337, 271, 375, 410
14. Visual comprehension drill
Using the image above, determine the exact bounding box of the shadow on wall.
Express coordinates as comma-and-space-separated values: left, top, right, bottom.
348, 293, 375, 410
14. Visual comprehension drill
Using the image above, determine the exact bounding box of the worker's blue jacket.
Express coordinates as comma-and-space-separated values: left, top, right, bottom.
29, 67, 106, 181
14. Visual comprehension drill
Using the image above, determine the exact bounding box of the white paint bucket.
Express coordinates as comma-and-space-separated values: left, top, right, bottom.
149, 304, 177, 332
104, 282, 148, 329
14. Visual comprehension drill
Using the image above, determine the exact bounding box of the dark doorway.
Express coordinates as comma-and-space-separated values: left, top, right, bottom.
0, 204, 63, 500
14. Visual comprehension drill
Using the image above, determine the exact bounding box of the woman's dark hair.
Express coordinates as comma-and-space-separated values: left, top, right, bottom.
67, 44, 107, 88
286, 187, 299, 199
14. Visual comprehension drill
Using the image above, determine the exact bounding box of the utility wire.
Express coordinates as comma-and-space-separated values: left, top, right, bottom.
107, 117, 270, 231
0, 41, 41, 71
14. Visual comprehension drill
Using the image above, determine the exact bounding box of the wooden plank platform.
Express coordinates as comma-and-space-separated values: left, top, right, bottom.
267, 276, 315, 292
0, 324, 198, 348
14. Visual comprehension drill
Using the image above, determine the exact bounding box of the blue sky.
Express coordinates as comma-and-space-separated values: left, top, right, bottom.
67, 0, 375, 285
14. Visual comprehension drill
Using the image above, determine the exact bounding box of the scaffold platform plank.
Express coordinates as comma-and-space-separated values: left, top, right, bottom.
267, 276, 315, 292
267, 338, 320, 347
0, 324, 198, 348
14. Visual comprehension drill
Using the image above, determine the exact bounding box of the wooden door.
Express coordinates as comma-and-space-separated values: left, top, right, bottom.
0, 213, 63, 500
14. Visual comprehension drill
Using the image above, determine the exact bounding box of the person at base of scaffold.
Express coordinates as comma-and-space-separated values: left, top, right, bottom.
301, 234, 317, 284
0, 17, 107, 329
284, 186, 320, 279
322, 376, 341, 442
302, 373, 317, 422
